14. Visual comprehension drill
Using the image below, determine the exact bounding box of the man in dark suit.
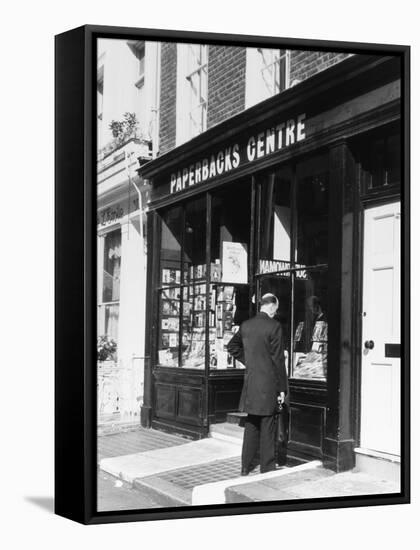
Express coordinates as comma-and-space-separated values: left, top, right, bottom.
227, 293, 288, 475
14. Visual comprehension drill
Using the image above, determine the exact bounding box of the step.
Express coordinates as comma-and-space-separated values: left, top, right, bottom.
210, 422, 244, 444
354, 447, 401, 485
227, 412, 247, 426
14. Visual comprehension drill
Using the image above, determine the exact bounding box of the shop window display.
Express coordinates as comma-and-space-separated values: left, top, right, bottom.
292, 269, 328, 380
257, 155, 328, 381
158, 206, 182, 366
209, 182, 252, 368
292, 157, 328, 379
157, 185, 252, 370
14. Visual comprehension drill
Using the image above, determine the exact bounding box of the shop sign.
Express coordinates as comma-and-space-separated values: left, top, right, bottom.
97, 197, 140, 227
169, 113, 306, 194
259, 259, 307, 279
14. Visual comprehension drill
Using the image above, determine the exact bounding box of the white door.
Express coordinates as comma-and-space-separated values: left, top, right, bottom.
360, 201, 401, 457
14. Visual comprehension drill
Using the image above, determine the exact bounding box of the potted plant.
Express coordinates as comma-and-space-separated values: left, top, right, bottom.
97, 335, 117, 366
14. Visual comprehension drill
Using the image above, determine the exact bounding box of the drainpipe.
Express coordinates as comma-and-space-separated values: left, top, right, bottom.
151, 42, 161, 160
124, 148, 144, 241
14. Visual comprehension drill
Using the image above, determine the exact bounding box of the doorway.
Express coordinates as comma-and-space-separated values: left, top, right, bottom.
360, 201, 401, 457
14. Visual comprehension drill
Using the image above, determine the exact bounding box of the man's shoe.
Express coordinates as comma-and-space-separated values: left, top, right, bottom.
241, 468, 250, 476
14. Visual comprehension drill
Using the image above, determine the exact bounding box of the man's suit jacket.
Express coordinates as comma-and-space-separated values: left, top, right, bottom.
227, 312, 288, 416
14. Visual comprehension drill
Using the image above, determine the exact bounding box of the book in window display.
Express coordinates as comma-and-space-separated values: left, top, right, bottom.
293, 316, 328, 380
161, 267, 181, 286
210, 260, 222, 282
182, 328, 206, 368
189, 263, 207, 282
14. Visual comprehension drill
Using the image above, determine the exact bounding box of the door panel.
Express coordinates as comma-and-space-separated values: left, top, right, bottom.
360, 201, 400, 456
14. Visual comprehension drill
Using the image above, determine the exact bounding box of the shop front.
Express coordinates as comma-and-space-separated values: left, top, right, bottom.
139, 54, 401, 472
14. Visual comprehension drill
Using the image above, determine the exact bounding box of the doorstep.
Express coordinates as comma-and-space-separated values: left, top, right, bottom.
354, 447, 401, 486
209, 421, 244, 445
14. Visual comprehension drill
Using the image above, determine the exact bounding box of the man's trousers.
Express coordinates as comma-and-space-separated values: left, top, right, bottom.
241, 414, 276, 473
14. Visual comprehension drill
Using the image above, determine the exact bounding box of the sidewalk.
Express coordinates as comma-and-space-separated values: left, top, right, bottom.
97, 426, 400, 511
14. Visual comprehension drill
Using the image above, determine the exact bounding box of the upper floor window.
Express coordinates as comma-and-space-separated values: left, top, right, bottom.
97, 62, 104, 148
259, 49, 289, 96
354, 123, 401, 193
186, 44, 208, 137
176, 43, 208, 145
245, 48, 290, 109
127, 40, 145, 89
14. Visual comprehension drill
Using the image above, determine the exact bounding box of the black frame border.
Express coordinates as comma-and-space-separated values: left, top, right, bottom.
55, 24, 410, 525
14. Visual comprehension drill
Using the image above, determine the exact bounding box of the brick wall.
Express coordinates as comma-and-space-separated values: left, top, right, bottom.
207, 46, 246, 129
290, 51, 351, 85
159, 42, 177, 155
157, 45, 351, 155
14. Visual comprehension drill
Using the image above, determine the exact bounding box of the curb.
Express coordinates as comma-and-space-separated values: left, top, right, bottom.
192, 460, 322, 505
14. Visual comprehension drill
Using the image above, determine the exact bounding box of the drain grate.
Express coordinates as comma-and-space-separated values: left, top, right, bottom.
156, 456, 245, 489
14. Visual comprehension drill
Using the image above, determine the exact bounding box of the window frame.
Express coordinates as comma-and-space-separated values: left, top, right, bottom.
258, 48, 290, 96
155, 182, 254, 371
97, 226, 122, 350
176, 43, 208, 145
255, 153, 330, 383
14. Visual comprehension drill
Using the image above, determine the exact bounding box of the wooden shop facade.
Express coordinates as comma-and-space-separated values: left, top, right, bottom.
138, 53, 402, 472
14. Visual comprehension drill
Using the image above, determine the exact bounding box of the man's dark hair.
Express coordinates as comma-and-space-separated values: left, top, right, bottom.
260, 293, 278, 307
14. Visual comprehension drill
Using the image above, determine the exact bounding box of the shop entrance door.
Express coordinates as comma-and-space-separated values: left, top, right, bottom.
360, 201, 401, 457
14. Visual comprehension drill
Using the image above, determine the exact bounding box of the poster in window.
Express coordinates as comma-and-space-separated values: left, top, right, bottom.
222, 242, 248, 284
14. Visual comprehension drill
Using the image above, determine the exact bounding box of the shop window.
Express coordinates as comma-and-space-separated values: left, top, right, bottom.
296, 156, 329, 267
158, 206, 183, 367
259, 167, 292, 264
160, 206, 182, 286
257, 154, 329, 382
156, 187, 254, 370
181, 284, 206, 368
158, 286, 181, 367
176, 43, 208, 145
209, 181, 252, 369
181, 198, 207, 369
184, 197, 207, 282
292, 269, 328, 380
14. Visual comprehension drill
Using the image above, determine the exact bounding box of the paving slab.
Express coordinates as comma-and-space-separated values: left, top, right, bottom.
98, 427, 187, 462
226, 468, 400, 504
97, 470, 162, 512
100, 437, 241, 483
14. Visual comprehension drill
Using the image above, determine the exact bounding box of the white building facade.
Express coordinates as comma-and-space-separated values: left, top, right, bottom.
96, 38, 159, 427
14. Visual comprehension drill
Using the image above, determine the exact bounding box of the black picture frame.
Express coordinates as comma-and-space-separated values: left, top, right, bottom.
55, 24, 410, 525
